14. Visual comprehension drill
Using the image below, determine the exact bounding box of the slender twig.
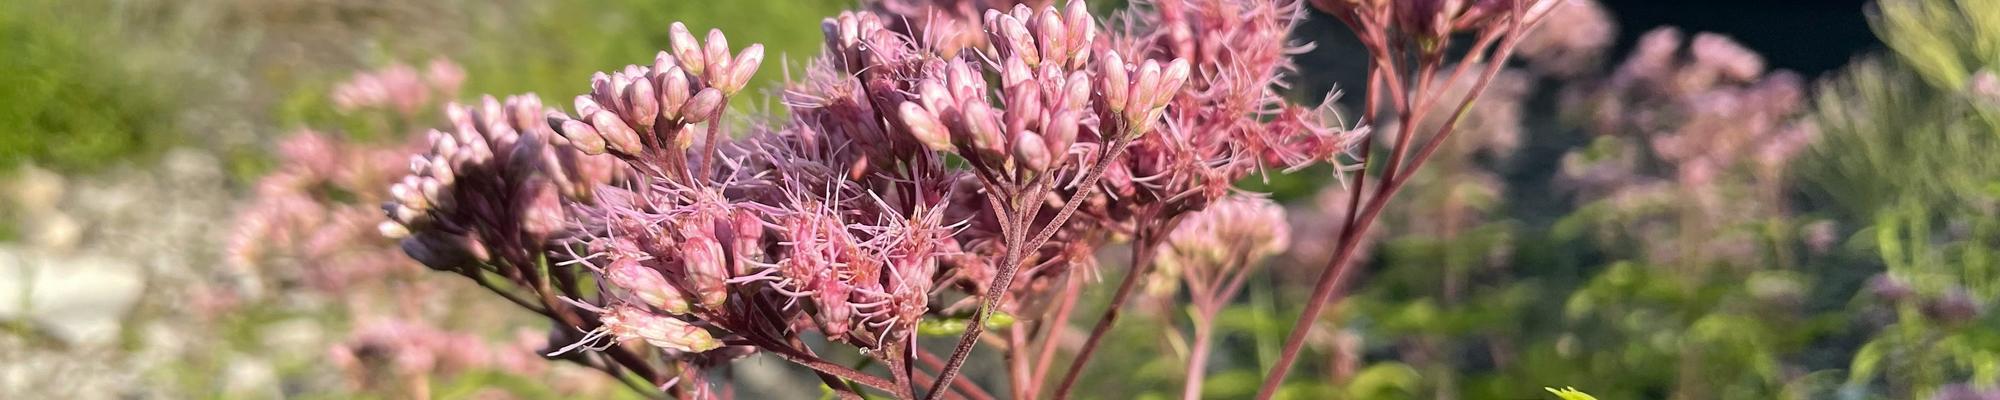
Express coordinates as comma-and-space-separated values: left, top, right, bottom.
916, 349, 1001, 400
461, 266, 550, 316
928, 135, 1136, 399
1252, 4, 1548, 397
1181, 322, 1216, 400
744, 332, 901, 394
1028, 272, 1085, 396
1051, 219, 1165, 399
1008, 325, 1033, 400
890, 342, 920, 400
1182, 251, 1254, 400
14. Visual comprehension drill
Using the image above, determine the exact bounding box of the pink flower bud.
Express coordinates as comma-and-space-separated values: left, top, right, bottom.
1034, 8, 1069, 62
1002, 56, 1034, 89
1004, 84, 1042, 135
917, 80, 953, 114
1043, 109, 1079, 157
390, 181, 428, 210
670, 23, 706, 76
682, 235, 730, 310
1065, 1, 1096, 66
589, 110, 644, 156
1063, 70, 1093, 110
658, 66, 691, 121
652, 51, 677, 76
1157, 58, 1191, 108
551, 114, 608, 155
607, 258, 692, 314
517, 179, 566, 241
600, 304, 720, 353
995, 16, 1039, 67
1103, 52, 1129, 113
730, 208, 765, 268
574, 94, 604, 117
704, 29, 733, 75
899, 102, 952, 151
718, 44, 763, 95
946, 60, 985, 101
956, 100, 1007, 161
504, 134, 547, 183
506, 94, 544, 133
420, 177, 451, 210
813, 281, 853, 338
378, 221, 410, 239
679, 88, 725, 125
1013, 131, 1052, 173
623, 77, 659, 130
1128, 60, 1163, 116
590, 72, 622, 115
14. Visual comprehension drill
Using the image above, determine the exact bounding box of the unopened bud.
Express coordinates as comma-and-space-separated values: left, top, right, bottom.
1014, 131, 1052, 173
553, 115, 608, 155
589, 110, 644, 156
899, 102, 952, 151
730, 209, 765, 269
1004, 84, 1042, 135
658, 67, 692, 121
1034, 8, 1069, 62
607, 258, 692, 314
1043, 109, 1079, 157
670, 23, 706, 76
1002, 56, 1034, 89
1129, 60, 1163, 114
518, 180, 566, 241
1158, 58, 1191, 108
1065, 1, 1095, 67
653, 51, 677, 76
601, 304, 720, 352
623, 77, 659, 130
1063, 70, 1093, 110
680, 88, 726, 124
917, 80, 953, 114
574, 94, 605, 117
814, 282, 854, 338
957, 100, 1007, 161
1103, 52, 1129, 113
704, 29, 733, 75
683, 235, 730, 309
995, 16, 1039, 67
505, 135, 547, 182
718, 44, 764, 95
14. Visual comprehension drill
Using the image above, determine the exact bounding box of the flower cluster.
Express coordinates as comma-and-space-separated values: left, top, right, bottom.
381, 95, 621, 269
1555, 28, 1817, 266
360, 0, 1542, 397
331, 58, 466, 116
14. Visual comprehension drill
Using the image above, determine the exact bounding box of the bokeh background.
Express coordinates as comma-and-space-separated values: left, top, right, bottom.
3, 0, 1995, 399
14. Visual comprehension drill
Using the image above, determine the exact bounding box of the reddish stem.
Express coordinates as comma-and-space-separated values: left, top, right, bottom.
1252, 4, 1547, 397
916, 348, 1002, 400
927, 136, 1136, 400
1051, 220, 1165, 399
1028, 272, 1085, 395
1181, 322, 1216, 400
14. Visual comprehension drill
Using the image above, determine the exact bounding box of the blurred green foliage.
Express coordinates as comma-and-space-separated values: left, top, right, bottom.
0, 0, 179, 173
9, 0, 2000, 397
1076, 0, 2000, 398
